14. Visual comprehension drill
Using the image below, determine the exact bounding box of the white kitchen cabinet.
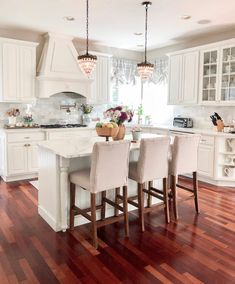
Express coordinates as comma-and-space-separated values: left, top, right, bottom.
168, 54, 182, 105
90, 55, 111, 104
197, 136, 214, 178
0, 130, 45, 182
168, 51, 199, 105
199, 48, 220, 105
27, 143, 40, 172
8, 143, 28, 175
198, 40, 235, 105
0, 38, 37, 102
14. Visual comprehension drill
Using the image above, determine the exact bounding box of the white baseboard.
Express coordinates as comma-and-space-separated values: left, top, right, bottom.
38, 205, 61, 232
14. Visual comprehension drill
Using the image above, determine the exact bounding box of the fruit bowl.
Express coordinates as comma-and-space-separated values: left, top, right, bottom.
96, 127, 119, 137
96, 122, 119, 140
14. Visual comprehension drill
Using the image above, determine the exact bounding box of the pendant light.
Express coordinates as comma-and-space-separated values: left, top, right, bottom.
78, 0, 97, 77
137, 1, 154, 81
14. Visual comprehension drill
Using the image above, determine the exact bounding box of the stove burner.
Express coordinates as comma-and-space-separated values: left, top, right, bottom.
40, 124, 87, 129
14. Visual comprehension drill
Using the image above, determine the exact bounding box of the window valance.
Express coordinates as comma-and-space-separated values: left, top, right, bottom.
111, 57, 168, 86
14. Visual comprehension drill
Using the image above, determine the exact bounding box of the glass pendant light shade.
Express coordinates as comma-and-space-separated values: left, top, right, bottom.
137, 61, 154, 81
78, 0, 97, 77
78, 53, 97, 77
137, 1, 154, 81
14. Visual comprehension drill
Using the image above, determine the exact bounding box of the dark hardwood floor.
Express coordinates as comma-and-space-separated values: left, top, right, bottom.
0, 178, 235, 283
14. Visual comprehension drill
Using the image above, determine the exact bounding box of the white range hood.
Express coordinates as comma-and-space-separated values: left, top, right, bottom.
36, 33, 92, 99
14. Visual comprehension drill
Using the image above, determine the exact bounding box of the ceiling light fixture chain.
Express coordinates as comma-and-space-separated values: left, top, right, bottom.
137, 1, 154, 81
144, 2, 148, 63
78, 0, 97, 77
86, 0, 89, 54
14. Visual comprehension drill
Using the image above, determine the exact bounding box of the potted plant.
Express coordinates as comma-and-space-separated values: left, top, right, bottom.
80, 104, 93, 126
104, 106, 134, 140
131, 126, 142, 141
23, 114, 34, 127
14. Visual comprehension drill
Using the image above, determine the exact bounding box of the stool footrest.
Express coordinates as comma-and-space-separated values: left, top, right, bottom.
103, 197, 124, 212
96, 214, 125, 228
143, 189, 164, 201
176, 183, 194, 193
148, 187, 164, 195
128, 199, 138, 207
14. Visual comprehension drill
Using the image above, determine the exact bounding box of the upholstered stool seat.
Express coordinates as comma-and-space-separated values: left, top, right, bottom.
70, 169, 90, 190
69, 140, 131, 249
127, 137, 171, 231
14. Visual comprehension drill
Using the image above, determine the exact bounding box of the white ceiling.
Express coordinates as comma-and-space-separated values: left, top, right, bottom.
1, 0, 235, 51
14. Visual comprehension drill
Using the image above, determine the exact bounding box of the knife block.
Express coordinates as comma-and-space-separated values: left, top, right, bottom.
216, 120, 224, 132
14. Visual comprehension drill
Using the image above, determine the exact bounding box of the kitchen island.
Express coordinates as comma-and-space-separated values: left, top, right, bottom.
38, 134, 162, 232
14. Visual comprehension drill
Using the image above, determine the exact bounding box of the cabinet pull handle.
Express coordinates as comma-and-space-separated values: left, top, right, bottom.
24, 144, 31, 147
201, 139, 207, 142
24, 137, 30, 139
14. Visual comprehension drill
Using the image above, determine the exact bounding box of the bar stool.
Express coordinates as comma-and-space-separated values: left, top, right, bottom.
169, 134, 201, 220
127, 137, 171, 232
69, 140, 130, 249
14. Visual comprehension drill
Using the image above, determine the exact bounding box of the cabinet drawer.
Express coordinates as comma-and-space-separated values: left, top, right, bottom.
7, 131, 45, 142
200, 135, 214, 145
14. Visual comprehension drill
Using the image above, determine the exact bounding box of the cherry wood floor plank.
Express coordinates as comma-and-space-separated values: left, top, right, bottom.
0, 179, 235, 283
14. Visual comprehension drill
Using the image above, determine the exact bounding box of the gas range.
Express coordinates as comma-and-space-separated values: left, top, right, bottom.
40, 124, 87, 129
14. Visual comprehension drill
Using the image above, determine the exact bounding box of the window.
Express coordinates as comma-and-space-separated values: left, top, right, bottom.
111, 80, 173, 125
142, 82, 174, 125
111, 77, 141, 109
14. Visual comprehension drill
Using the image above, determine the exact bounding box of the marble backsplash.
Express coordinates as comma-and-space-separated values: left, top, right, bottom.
1, 92, 235, 129
173, 105, 235, 128
0, 93, 110, 126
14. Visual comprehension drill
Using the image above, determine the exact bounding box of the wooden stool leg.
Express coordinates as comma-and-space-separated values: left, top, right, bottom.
122, 186, 129, 237
114, 187, 120, 216
69, 183, 76, 230
101, 191, 106, 220
147, 181, 153, 208
163, 178, 170, 224
90, 193, 98, 249
138, 183, 145, 232
171, 175, 178, 220
193, 171, 200, 213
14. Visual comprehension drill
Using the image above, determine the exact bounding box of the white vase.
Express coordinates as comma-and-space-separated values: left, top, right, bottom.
132, 131, 141, 141
82, 114, 91, 126
8, 116, 16, 126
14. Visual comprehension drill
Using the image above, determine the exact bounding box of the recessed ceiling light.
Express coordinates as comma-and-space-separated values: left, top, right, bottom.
181, 15, 191, 20
63, 16, 75, 21
134, 32, 143, 36
197, 19, 211, 25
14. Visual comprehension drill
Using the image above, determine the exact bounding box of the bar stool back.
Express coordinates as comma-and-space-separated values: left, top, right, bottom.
69, 140, 130, 248
128, 137, 171, 231
169, 134, 201, 220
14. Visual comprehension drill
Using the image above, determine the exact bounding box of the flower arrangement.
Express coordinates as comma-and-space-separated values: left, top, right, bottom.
80, 104, 93, 114
104, 106, 134, 125
23, 114, 33, 126
6, 108, 20, 117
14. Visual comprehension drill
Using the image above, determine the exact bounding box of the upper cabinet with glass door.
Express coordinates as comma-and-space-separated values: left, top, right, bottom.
200, 49, 219, 104
220, 46, 235, 103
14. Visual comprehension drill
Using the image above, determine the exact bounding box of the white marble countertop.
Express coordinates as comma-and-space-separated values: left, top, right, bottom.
38, 133, 158, 158
1, 124, 235, 137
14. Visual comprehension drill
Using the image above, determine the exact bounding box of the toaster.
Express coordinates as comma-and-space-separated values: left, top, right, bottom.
173, 117, 193, 128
